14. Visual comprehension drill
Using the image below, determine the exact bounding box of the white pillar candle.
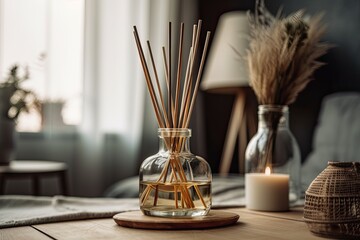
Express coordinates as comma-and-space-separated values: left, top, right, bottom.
245, 167, 289, 211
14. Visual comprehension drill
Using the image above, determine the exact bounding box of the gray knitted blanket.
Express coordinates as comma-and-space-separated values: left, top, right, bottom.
0, 195, 139, 228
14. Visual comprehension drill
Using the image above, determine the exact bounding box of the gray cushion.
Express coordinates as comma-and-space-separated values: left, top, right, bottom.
301, 92, 360, 191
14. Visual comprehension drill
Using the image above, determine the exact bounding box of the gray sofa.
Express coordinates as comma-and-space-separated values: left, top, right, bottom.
105, 92, 360, 198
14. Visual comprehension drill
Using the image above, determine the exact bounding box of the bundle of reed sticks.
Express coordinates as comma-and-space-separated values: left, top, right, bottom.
133, 20, 211, 211
133, 20, 210, 130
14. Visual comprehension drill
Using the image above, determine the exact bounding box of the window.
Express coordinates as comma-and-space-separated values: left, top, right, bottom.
0, 0, 84, 132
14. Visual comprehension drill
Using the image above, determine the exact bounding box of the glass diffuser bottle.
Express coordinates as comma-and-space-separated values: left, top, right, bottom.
245, 105, 301, 205
139, 128, 212, 217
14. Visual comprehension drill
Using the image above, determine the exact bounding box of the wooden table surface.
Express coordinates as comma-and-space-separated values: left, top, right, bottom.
0, 207, 323, 240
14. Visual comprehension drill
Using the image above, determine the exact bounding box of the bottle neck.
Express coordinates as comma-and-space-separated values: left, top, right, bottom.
258, 105, 289, 129
158, 128, 191, 153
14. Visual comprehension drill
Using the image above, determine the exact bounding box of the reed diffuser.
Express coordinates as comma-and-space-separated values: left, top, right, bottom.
133, 21, 212, 217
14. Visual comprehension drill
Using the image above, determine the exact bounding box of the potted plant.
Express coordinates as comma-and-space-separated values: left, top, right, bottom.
0, 64, 41, 165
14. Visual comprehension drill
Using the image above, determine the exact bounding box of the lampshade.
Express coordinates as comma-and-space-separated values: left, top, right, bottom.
201, 11, 250, 94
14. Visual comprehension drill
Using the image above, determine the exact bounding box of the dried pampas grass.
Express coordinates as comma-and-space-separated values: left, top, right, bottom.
247, 0, 332, 105
246, 0, 332, 171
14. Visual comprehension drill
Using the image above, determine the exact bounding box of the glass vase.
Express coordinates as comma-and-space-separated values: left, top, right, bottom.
245, 105, 301, 207
139, 128, 212, 217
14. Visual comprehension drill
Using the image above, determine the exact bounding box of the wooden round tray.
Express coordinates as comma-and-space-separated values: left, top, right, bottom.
113, 210, 239, 230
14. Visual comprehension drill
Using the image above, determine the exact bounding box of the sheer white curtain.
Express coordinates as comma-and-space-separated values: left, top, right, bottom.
74, 0, 198, 196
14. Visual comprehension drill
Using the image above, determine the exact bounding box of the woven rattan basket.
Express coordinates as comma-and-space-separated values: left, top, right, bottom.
304, 162, 360, 239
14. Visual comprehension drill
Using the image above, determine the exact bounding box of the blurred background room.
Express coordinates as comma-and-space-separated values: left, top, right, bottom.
0, 0, 359, 197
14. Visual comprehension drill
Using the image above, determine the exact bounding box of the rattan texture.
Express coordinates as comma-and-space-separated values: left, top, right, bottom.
304, 162, 360, 238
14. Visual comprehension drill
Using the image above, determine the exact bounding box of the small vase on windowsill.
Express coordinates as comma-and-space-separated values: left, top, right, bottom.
139, 128, 212, 217
245, 105, 301, 208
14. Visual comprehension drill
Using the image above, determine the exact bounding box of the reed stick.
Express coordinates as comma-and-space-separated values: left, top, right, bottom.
162, 46, 169, 82
178, 47, 193, 127
182, 79, 192, 128
174, 185, 178, 208
162, 46, 176, 118
147, 41, 170, 128
174, 23, 184, 128
153, 185, 159, 206
188, 20, 202, 81
168, 22, 173, 127
192, 25, 197, 49
194, 184, 207, 208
